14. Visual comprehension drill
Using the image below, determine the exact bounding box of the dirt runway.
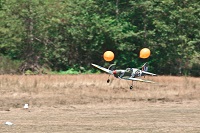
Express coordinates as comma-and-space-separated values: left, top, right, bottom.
0, 75, 200, 132
1, 101, 200, 133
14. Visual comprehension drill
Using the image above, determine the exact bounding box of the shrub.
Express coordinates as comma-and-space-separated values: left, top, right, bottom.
0, 55, 21, 74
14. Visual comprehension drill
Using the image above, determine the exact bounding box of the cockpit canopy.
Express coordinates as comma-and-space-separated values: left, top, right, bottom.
125, 68, 133, 72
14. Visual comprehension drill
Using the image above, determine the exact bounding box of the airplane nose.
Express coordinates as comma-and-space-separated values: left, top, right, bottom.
113, 70, 117, 75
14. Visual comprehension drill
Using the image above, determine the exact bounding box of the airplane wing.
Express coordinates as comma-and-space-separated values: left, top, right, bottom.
141, 71, 157, 76
123, 77, 156, 83
91, 63, 113, 75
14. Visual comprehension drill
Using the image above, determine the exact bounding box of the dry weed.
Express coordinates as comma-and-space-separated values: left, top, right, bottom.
0, 74, 199, 108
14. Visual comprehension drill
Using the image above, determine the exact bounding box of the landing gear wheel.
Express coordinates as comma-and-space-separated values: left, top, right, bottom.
107, 79, 110, 83
130, 86, 133, 90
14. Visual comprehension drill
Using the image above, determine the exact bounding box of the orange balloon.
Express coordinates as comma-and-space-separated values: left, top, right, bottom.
103, 51, 114, 61
140, 48, 151, 58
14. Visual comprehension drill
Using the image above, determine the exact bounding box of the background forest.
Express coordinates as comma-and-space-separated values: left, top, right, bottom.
0, 0, 199, 76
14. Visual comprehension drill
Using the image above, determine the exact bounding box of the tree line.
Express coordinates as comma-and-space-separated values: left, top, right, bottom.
0, 0, 199, 76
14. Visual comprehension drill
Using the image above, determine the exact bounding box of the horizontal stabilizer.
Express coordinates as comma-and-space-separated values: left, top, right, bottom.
142, 71, 157, 76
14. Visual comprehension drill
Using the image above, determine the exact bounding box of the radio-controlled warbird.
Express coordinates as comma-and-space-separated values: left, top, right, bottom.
91, 63, 156, 89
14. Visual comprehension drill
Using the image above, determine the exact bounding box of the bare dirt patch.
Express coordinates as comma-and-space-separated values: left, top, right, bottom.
1, 102, 200, 133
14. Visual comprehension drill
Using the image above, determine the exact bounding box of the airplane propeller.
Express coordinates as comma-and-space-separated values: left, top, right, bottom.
107, 64, 117, 83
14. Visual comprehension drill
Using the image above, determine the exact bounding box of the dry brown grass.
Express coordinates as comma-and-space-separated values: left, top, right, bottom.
0, 74, 199, 109
0, 75, 200, 132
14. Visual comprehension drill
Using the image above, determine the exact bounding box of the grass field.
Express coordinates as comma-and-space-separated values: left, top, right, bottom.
0, 74, 200, 132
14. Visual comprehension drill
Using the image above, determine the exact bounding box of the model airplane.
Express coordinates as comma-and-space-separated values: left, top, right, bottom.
91, 63, 156, 89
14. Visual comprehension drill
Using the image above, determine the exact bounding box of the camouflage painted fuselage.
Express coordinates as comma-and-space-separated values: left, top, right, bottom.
113, 68, 144, 79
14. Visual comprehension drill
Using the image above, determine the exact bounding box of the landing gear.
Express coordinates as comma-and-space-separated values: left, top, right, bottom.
106, 64, 116, 84
130, 86, 133, 90
130, 81, 133, 90
107, 74, 111, 83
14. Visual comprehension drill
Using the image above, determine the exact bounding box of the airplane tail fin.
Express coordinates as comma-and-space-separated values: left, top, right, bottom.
141, 62, 148, 72
141, 63, 157, 77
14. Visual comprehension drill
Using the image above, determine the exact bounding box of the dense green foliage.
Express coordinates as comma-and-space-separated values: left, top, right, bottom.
0, 0, 200, 76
